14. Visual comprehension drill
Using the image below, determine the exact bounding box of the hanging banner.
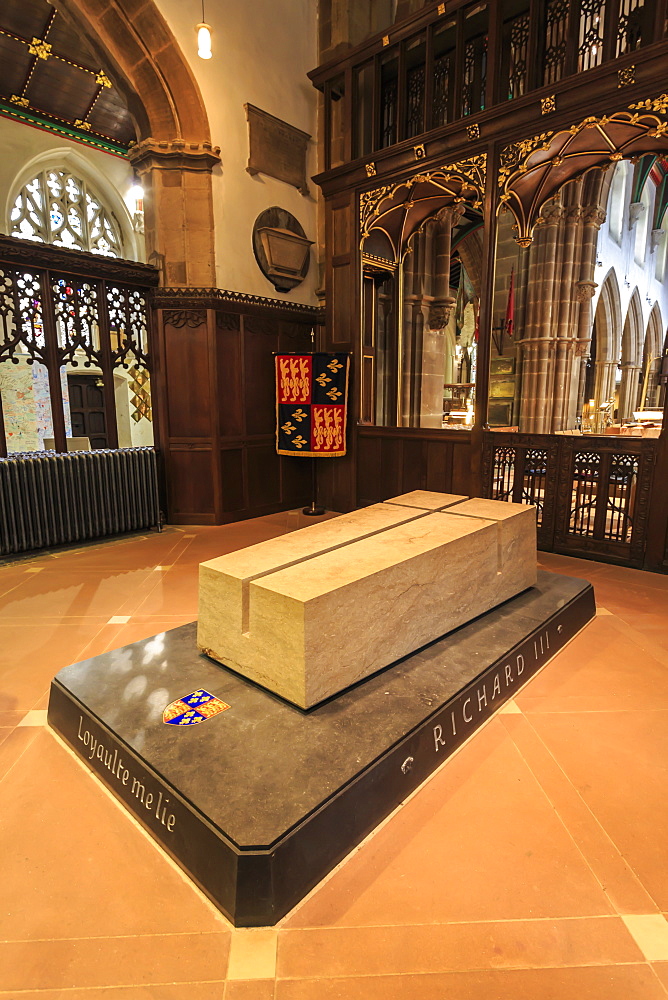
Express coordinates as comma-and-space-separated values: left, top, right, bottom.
275, 352, 350, 458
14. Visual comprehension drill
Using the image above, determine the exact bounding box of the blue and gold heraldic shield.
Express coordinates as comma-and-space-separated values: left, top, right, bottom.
163, 690, 230, 727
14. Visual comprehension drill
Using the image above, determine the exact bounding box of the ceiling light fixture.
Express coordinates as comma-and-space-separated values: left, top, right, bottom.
197, 0, 212, 59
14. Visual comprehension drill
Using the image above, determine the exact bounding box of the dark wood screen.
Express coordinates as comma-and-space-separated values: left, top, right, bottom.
0, 236, 158, 457
483, 430, 657, 568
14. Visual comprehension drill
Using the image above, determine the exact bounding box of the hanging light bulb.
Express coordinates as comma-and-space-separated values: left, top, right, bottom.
196, 1, 212, 59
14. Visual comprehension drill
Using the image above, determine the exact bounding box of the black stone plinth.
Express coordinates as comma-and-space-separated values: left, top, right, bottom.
48, 571, 595, 926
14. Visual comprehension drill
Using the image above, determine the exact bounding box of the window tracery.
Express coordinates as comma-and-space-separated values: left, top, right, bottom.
9, 170, 123, 258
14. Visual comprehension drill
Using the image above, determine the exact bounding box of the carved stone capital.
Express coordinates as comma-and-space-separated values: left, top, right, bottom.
582, 206, 607, 228
574, 340, 591, 357
541, 202, 565, 224
575, 280, 598, 303
435, 203, 466, 227
428, 297, 456, 330
129, 137, 221, 173
565, 206, 584, 223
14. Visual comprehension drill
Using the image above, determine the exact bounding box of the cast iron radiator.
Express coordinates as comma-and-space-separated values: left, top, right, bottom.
0, 447, 161, 557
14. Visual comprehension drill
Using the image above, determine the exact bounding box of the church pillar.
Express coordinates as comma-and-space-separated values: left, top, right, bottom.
129, 139, 220, 287
619, 364, 642, 422
593, 360, 618, 429
519, 202, 564, 432
550, 205, 583, 432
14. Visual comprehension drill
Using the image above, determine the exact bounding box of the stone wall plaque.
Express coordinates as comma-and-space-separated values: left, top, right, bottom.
245, 103, 311, 195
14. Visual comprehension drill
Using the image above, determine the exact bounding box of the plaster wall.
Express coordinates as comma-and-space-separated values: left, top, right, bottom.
0, 116, 141, 261
155, 0, 319, 303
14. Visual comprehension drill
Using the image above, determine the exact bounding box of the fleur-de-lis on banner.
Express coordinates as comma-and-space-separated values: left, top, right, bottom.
316, 373, 331, 387
292, 408, 307, 421
326, 387, 342, 401
281, 421, 296, 435
293, 436, 307, 449
327, 359, 343, 373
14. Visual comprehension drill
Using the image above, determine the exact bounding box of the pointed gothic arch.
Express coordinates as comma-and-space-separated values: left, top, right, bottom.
619, 289, 645, 420
641, 302, 665, 409
52, 0, 212, 144
51, 0, 220, 285
588, 268, 623, 420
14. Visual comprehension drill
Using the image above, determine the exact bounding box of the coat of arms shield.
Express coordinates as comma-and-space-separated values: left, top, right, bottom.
162, 689, 230, 727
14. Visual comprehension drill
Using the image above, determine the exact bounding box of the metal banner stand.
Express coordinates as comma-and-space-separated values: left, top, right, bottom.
303, 457, 325, 516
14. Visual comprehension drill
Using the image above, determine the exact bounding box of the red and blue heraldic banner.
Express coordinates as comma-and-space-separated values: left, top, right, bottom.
275, 353, 350, 458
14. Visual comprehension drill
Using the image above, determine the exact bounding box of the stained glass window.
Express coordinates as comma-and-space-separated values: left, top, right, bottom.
10, 170, 123, 257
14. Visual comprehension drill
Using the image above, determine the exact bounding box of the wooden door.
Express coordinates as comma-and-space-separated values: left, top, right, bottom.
67, 374, 109, 449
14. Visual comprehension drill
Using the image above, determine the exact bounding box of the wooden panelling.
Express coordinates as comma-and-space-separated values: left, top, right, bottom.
217, 313, 243, 438
356, 429, 473, 507
331, 264, 354, 345
220, 448, 245, 513
243, 316, 279, 436
154, 296, 320, 525
168, 447, 216, 522
247, 443, 282, 509
164, 320, 212, 438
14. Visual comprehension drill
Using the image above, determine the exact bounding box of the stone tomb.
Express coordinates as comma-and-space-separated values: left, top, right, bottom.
49, 571, 595, 926
198, 492, 536, 708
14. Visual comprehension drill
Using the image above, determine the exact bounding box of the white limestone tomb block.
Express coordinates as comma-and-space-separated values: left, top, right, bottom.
198, 494, 536, 709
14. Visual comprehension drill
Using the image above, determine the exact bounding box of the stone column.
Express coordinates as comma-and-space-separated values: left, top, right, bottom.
618, 364, 642, 422
572, 278, 599, 423
593, 360, 618, 430
129, 139, 221, 287
549, 204, 583, 432
519, 202, 564, 432
400, 208, 462, 427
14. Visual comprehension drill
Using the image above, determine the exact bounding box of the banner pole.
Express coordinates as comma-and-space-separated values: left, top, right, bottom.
303, 456, 325, 517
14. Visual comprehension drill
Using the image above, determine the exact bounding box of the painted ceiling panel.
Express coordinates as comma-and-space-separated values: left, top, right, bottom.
0, 0, 135, 151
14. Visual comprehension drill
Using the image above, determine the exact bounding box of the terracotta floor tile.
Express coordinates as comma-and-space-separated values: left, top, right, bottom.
130, 566, 202, 617
0, 622, 110, 712
1, 568, 158, 619
615, 611, 668, 641
0, 727, 40, 781
275, 965, 667, 1000
582, 581, 668, 618
499, 713, 658, 915
277, 918, 641, 979
0, 730, 230, 941
0, 987, 227, 1000
286, 719, 614, 929
652, 962, 668, 992
529, 711, 668, 910
225, 981, 276, 1000
0, 710, 25, 726
0, 932, 230, 991
514, 616, 668, 713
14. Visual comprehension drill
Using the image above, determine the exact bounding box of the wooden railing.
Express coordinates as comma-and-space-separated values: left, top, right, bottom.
482, 430, 658, 567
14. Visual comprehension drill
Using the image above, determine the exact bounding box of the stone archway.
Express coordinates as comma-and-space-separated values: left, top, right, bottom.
619, 289, 644, 420
591, 268, 623, 420
54, 0, 220, 286
641, 302, 664, 409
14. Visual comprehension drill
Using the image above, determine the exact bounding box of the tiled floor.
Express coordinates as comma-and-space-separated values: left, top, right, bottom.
1, 517, 667, 999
